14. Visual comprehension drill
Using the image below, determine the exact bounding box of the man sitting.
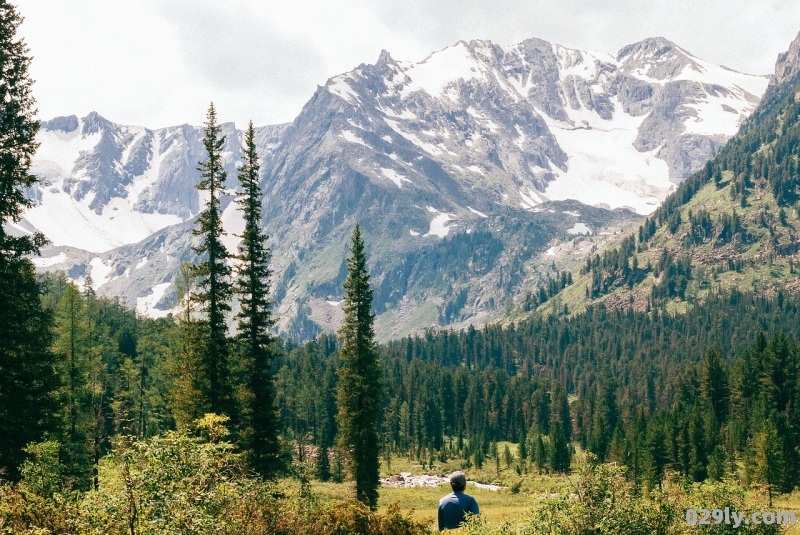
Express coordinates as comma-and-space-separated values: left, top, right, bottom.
437, 471, 480, 532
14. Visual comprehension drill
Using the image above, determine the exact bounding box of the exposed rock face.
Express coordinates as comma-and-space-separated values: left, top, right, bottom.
771, 31, 800, 90
21, 35, 771, 339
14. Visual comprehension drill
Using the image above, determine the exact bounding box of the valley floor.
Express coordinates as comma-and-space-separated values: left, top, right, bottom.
307, 450, 800, 533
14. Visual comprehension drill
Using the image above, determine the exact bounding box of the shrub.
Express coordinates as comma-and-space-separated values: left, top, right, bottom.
0, 417, 429, 535
461, 461, 782, 535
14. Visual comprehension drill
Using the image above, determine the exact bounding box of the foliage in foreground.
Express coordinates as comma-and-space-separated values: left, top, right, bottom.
461, 462, 782, 534
2, 428, 790, 535
0, 416, 426, 535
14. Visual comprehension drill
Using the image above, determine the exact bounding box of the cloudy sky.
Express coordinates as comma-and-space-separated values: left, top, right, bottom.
15, 0, 800, 129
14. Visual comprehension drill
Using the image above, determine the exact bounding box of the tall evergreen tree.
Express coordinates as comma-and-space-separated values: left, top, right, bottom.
0, 1, 58, 480
336, 224, 383, 509
191, 103, 234, 420
548, 424, 571, 473
750, 417, 785, 505
171, 261, 207, 428
701, 346, 730, 432
52, 283, 94, 489
642, 420, 668, 491
234, 121, 282, 477
588, 380, 618, 462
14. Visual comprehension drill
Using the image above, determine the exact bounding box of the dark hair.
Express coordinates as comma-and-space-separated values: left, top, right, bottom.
449, 471, 467, 492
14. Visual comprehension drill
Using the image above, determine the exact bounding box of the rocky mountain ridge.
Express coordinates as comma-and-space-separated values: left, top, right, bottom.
523, 31, 800, 322
16, 35, 771, 339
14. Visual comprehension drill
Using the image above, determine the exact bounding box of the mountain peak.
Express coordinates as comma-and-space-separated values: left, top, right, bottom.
81, 111, 114, 135
41, 115, 78, 133
618, 36, 680, 57
770, 31, 800, 90
377, 49, 393, 63
616, 36, 698, 81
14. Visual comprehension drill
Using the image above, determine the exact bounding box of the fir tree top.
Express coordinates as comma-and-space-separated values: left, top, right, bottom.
0, 3, 45, 258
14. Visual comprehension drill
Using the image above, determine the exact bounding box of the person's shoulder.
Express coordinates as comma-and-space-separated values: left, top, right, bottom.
439, 493, 455, 505
461, 493, 478, 505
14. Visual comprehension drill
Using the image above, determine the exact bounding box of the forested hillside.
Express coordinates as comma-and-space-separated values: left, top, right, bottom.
279, 290, 800, 492
11, 269, 800, 500
529, 36, 800, 319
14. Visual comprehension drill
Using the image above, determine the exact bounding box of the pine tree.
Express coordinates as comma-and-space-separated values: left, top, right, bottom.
0, 2, 45, 261
751, 417, 785, 506
0, 259, 58, 480
548, 424, 571, 473
701, 346, 729, 431
642, 421, 668, 491
688, 404, 707, 482
608, 423, 630, 466
336, 224, 383, 509
534, 435, 547, 474
316, 438, 331, 482
588, 381, 618, 462
234, 121, 282, 477
170, 262, 207, 427
0, 1, 58, 480
52, 283, 94, 489
518, 435, 528, 461
191, 103, 234, 420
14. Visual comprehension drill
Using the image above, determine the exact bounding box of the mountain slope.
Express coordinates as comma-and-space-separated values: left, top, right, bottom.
526, 32, 800, 320
17, 35, 770, 340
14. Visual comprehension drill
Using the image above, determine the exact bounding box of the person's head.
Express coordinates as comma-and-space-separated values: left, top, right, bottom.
449, 471, 467, 492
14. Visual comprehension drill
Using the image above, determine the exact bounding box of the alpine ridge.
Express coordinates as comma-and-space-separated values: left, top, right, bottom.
16, 36, 770, 339
525, 30, 800, 321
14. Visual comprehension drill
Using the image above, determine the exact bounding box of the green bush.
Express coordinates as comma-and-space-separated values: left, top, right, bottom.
0, 417, 428, 535
460, 461, 782, 535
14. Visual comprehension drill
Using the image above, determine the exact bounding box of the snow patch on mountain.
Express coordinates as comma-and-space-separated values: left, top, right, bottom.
328, 75, 360, 103
220, 197, 246, 254
468, 206, 488, 218
339, 129, 369, 147
35, 128, 102, 177
672, 55, 768, 97
425, 207, 456, 237
384, 119, 442, 155
380, 168, 412, 188
567, 222, 592, 235
31, 252, 67, 268
401, 41, 484, 100
136, 282, 172, 318
24, 183, 182, 252
540, 98, 674, 214
90, 257, 113, 289
519, 187, 548, 209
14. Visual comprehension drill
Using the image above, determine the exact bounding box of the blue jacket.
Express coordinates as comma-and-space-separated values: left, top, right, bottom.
438, 491, 480, 531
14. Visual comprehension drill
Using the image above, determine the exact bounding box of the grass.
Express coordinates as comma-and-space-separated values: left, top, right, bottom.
313, 480, 535, 530
772, 493, 800, 534
304, 448, 800, 533
306, 451, 572, 533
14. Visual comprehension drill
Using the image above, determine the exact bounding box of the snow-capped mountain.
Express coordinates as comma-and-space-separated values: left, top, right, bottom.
19, 36, 771, 339
304, 36, 765, 216
20, 113, 287, 253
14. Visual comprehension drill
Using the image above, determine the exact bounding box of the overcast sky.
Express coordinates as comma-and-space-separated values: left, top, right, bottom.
15, 0, 800, 129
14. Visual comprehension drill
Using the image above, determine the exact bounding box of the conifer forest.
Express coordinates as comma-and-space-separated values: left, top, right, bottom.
2, 0, 800, 533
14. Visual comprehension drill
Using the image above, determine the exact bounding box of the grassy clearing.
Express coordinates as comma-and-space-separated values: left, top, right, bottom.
308, 451, 572, 532
309, 450, 800, 533
314, 480, 535, 531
